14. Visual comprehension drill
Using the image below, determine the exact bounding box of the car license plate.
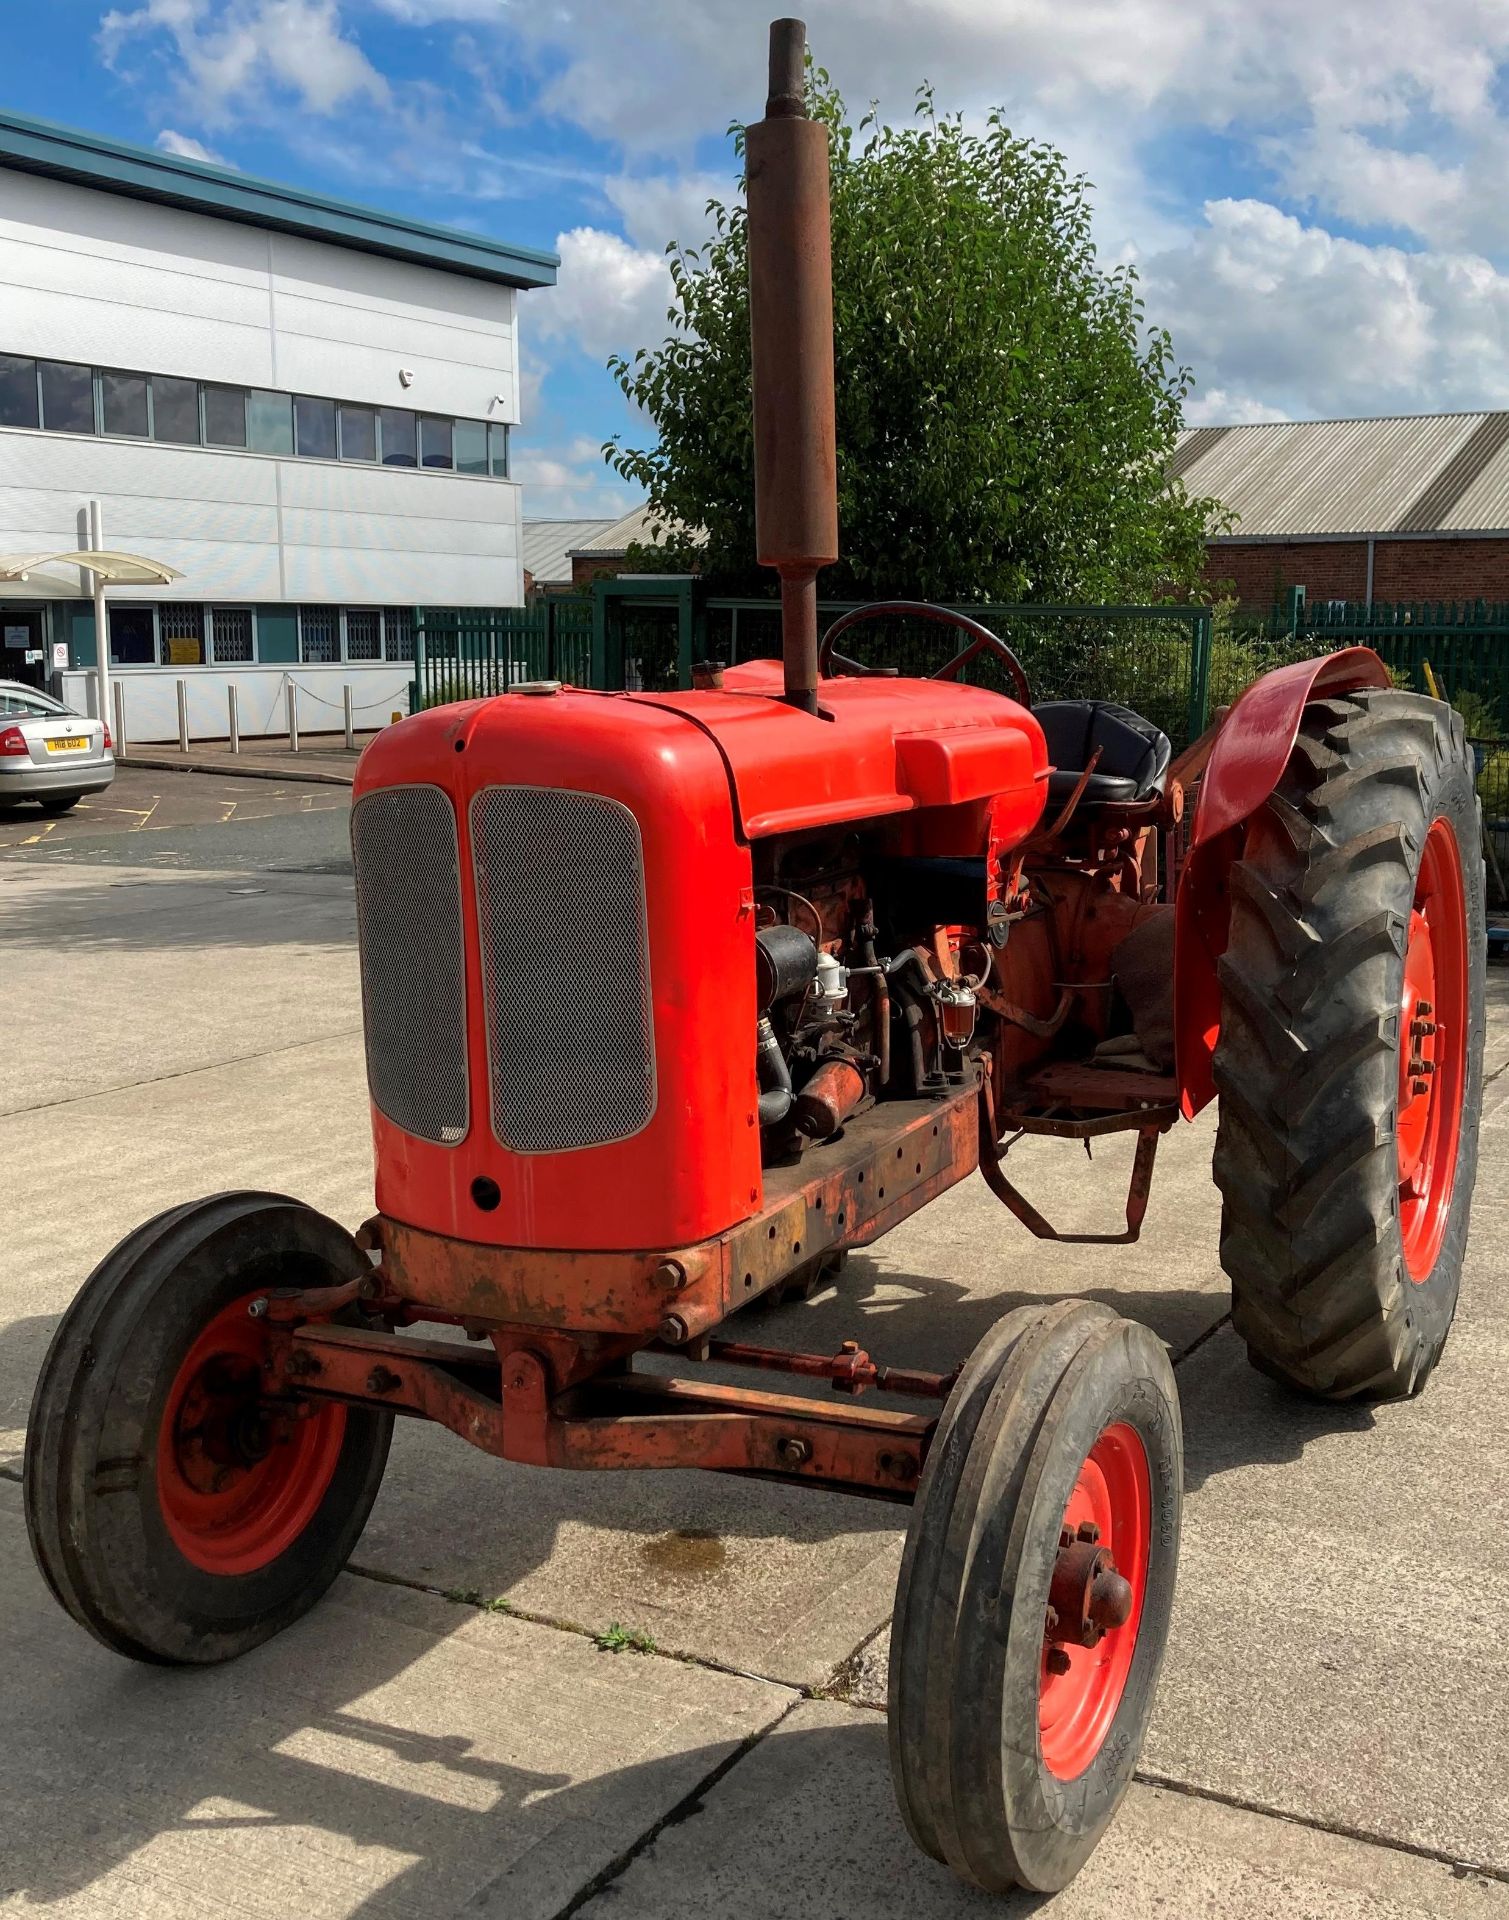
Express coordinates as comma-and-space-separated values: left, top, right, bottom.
45, 737, 87, 753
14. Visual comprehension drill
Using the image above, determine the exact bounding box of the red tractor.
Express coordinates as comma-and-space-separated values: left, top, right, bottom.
26, 21, 1484, 1898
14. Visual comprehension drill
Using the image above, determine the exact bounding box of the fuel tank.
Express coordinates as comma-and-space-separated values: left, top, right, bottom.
350, 672, 1047, 1253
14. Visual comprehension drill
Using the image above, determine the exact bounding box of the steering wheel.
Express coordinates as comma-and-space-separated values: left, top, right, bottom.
816, 600, 1032, 706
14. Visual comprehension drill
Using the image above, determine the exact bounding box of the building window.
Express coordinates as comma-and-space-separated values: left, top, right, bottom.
160, 603, 206, 666
345, 608, 382, 661
211, 607, 255, 663
384, 607, 415, 661
299, 606, 340, 663
454, 419, 488, 478
419, 416, 453, 470
108, 605, 157, 666
0, 349, 514, 479
294, 395, 337, 460
0, 355, 39, 430
379, 407, 417, 468
248, 390, 294, 455
152, 375, 201, 445
39, 361, 95, 434
204, 385, 247, 448
338, 403, 377, 462
101, 370, 150, 439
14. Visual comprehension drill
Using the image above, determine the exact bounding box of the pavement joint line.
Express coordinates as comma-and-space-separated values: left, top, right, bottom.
1133, 1768, 1509, 1886
344, 1560, 792, 1692
0, 1026, 364, 1119
1168, 1308, 1232, 1368
819, 1612, 894, 1707
543, 1696, 808, 1920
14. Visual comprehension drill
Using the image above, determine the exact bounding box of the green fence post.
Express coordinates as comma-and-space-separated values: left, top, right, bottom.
1186, 607, 1213, 743
411, 609, 426, 714
677, 579, 696, 688
1285, 584, 1306, 640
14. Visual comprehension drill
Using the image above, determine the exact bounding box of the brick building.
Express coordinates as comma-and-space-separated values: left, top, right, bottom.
1177, 412, 1509, 608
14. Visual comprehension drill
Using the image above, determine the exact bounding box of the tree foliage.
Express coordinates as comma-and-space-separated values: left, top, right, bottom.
606, 71, 1225, 603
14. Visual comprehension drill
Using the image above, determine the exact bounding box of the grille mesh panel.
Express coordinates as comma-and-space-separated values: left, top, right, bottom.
471, 786, 655, 1152
351, 786, 469, 1145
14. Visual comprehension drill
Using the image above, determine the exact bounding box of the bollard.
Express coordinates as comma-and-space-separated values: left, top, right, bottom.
111, 681, 126, 757
176, 679, 189, 753
228, 684, 240, 755
286, 680, 299, 753
343, 683, 355, 752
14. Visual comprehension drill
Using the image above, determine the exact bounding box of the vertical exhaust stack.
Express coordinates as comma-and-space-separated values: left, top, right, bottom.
746, 17, 839, 714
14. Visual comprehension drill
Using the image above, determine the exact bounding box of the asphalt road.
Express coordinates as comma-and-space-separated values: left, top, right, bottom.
0, 764, 353, 872
3, 796, 1508, 1918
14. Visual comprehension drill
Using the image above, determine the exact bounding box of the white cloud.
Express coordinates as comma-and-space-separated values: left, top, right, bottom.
1269, 128, 1466, 239
1184, 388, 1293, 427
1144, 198, 1509, 419
154, 127, 232, 166
511, 433, 638, 518
533, 226, 673, 363
101, 0, 387, 120
603, 171, 730, 254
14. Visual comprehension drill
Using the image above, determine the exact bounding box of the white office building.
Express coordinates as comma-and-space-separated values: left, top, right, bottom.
0, 110, 556, 740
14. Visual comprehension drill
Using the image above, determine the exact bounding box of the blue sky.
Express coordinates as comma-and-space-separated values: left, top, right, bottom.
10, 2, 1509, 517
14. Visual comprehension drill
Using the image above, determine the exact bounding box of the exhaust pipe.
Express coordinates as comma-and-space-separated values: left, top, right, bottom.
746, 17, 839, 715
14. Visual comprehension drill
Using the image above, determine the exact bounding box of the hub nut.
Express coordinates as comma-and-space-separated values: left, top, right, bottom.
1045, 1648, 1072, 1676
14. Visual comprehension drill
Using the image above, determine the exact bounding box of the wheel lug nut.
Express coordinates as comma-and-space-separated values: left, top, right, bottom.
1417, 1001, 1433, 1016
1045, 1648, 1072, 1676
1059, 1527, 1074, 1549
1075, 1520, 1101, 1544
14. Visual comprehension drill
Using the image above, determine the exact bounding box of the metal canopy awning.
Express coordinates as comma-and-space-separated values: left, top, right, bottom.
0, 549, 185, 586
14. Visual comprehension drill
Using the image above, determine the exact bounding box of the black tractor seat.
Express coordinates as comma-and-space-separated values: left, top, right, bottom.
1034, 700, 1173, 807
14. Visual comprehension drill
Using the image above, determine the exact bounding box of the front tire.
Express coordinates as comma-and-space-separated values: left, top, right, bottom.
888, 1301, 1182, 1893
1213, 689, 1485, 1399
24, 1192, 392, 1665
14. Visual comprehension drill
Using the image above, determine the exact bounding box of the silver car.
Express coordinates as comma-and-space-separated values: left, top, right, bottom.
0, 679, 115, 813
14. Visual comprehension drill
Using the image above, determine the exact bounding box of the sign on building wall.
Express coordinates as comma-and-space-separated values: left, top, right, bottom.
3, 625, 28, 649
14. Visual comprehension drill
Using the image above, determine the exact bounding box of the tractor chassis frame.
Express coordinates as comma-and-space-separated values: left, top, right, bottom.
260, 1064, 1175, 1502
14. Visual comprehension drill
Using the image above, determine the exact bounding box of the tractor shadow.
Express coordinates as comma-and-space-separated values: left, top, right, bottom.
0, 1523, 1049, 1919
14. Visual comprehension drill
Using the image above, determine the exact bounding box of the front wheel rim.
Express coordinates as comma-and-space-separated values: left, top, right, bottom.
156, 1292, 346, 1574
1397, 817, 1468, 1282
1038, 1420, 1151, 1781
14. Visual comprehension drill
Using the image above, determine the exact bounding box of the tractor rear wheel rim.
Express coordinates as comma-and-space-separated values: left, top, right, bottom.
156, 1291, 346, 1574
1397, 817, 1468, 1282
1038, 1420, 1151, 1781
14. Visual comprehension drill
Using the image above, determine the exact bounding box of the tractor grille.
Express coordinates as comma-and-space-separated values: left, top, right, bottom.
350, 785, 469, 1145
470, 786, 656, 1153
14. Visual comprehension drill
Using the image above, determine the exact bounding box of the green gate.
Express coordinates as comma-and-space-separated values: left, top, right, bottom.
412, 600, 595, 710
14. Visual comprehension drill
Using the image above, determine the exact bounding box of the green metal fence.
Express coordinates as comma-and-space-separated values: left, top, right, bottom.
412, 601, 595, 709
1288, 594, 1509, 891
592, 583, 1215, 748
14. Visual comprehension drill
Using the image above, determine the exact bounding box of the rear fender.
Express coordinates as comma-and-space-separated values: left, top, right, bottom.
1174, 647, 1393, 1117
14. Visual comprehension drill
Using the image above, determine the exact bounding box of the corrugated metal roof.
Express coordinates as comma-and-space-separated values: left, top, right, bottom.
522, 518, 617, 584
570, 502, 691, 554
1442, 429, 1509, 531
1174, 414, 1482, 541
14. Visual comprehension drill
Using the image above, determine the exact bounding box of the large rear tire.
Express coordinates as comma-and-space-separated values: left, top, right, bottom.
1213, 689, 1485, 1399
24, 1192, 393, 1665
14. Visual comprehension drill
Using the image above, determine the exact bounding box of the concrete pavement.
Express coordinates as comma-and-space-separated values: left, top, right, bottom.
3, 797, 1508, 1916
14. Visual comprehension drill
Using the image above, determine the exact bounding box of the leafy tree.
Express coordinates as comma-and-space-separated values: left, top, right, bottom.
606, 71, 1224, 604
